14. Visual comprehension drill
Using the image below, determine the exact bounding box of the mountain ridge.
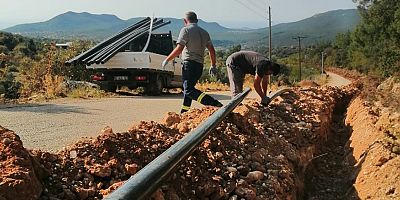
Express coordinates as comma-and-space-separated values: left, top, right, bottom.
3, 9, 360, 46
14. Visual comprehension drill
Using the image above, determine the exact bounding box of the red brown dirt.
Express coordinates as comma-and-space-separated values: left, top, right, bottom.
2, 79, 398, 200
345, 96, 400, 199
0, 126, 49, 200
327, 68, 400, 199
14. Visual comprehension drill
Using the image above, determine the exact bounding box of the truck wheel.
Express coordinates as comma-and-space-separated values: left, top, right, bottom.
145, 75, 163, 96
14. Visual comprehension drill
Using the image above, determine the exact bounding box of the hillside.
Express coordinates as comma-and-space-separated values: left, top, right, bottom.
250, 9, 361, 47
3, 9, 360, 46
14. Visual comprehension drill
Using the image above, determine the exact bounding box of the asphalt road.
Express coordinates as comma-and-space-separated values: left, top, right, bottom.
0, 91, 254, 152
326, 72, 352, 87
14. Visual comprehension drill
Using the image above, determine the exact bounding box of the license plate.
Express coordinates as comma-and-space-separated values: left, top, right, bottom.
114, 76, 128, 81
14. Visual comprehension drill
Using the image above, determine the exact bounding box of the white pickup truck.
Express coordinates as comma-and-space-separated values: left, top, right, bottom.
87, 32, 182, 95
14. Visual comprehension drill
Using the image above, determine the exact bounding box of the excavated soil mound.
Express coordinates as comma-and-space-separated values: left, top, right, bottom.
0, 126, 48, 200
1, 86, 359, 200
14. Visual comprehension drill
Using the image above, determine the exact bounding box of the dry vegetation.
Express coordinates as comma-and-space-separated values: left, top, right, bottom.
196, 81, 229, 92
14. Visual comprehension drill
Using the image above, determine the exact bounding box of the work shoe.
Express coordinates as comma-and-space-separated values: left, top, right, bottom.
212, 101, 223, 107
180, 109, 188, 114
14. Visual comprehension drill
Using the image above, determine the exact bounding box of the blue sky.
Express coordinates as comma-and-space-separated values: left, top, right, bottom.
0, 0, 357, 29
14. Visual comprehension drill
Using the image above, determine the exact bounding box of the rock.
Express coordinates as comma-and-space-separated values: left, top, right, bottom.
100, 181, 125, 197
69, 150, 77, 159
215, 152, 224, 158
97, 182, 104, 189
229, 195, 238, 200
74, 188, 95, 199
118, 149, 126, 154
125, 163, 139, 175
246, 171, 264, 182
375, 156, 389, 166
210, 186, 225, 200
2, 138, 12, 145
63, 189, 76, 200
165, 189, 180, 200
235, 185, 257, 200
162, 112, 181, 126
101, 126, 113, 134
227, 167, 238, 173
152, 189, 165, 200
237, 165, 249, 176
107, 158, 118, 167
178, 122, 189, 133
87, 164, 112, 178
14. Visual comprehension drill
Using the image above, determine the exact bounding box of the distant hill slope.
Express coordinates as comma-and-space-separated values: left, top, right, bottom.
3, 9, 360, 46
253, 9, 361, 47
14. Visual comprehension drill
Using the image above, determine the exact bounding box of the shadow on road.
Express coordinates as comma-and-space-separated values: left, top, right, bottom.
0, 104, 92, 114
115, 92, 232, 101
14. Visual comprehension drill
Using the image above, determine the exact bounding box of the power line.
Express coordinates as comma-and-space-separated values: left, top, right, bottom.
247, 0, 266, 11
233, 0, 267, 18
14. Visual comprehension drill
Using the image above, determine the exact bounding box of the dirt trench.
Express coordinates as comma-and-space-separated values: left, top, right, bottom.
302, 89, 400, 200
302, 95, 357, 199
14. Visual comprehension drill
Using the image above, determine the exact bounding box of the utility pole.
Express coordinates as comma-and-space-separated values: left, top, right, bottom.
321, 52, 326, 74
268, 5, 272, 91
268, 6, 272, 60
292, 36, 307, 81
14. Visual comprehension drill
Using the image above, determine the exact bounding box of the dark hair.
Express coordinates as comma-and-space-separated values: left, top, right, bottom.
270, 62, 280, 76
185, 11, 198, 23
261, 60, 281, 76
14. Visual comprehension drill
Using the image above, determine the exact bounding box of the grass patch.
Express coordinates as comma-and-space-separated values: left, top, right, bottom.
67, 86, 108, 99
315, 74, 329, 85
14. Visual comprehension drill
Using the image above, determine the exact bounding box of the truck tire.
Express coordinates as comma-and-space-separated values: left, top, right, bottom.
145, 75, 163, 96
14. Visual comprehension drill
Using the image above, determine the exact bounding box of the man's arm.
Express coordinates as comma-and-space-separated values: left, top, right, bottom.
206, 43, 216, 66
261, 75, 269, 96
165, 44, 185, 61
254, 74, 264, 100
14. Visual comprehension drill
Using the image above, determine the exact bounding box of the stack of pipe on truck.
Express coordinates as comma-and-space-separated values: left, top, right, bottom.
66, 17, 183, 95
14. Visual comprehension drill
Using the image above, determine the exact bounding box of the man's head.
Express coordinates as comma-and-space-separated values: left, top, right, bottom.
266, 62, 281, 76
184, 11, 198, 25
271, 62, 281, 76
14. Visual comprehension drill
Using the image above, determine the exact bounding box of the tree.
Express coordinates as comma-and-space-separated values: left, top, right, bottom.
351, 0, 400, 76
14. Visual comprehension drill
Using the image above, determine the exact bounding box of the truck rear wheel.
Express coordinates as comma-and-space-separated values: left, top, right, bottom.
145, 75, 164, 96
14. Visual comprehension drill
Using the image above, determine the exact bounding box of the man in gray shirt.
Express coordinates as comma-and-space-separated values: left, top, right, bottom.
162, 11, 222, 113
226, 51, 281, 105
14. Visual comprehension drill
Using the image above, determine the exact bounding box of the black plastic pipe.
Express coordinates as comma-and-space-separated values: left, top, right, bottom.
104, 88, 252, 200
100, 21, 171, 64
90, 19, 164, 64
85, 19, 164, 65
83, 19, 156, 64
66, 17, 151, 65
